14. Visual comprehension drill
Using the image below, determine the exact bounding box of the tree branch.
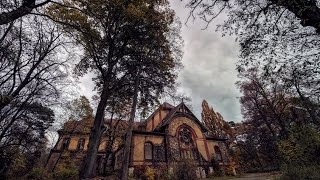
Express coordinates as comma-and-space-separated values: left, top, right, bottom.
0, 0, 51, 25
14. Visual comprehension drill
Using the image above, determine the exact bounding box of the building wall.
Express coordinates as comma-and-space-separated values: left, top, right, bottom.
168, 116, 205, 139
48, 113, 231, 176
131, 134, 165, 166
167, 116, 209, 161
196, 139, 209, 161
146, 109, 169, 132
68, 136, 80, 150
54, 134, 124, 153
55, 135, 90, 151
206, 140, 220, 160
48, 133, 123, 172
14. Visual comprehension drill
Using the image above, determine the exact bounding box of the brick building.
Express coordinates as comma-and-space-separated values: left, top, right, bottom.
46, 102, 232, 177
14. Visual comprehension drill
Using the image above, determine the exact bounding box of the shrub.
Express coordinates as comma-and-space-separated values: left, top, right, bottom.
6, 151, 28, 178
278, 124, 320, 180
155, 165, 172, 180
52, 166, 78, 180
278, 124, 320, 166
280, 165, 320, 180
159, 172, 175, 180
133, 165, 147, 179
145, 166, 156, 180
206, 172, 215, 179
52, 152, 79, 180
225, 163, 236, 176
27, 167, 52, 180
173, 160, 197, 180
211, 157, 224, 177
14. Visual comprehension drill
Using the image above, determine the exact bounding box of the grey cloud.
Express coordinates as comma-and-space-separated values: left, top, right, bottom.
77, 1, 243, 122
171, 0, 242, 122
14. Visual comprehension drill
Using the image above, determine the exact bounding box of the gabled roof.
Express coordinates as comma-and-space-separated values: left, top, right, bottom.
162, 102, 175, 110
153, 102, 208, 132
60, 117, 142, 135
141, 102, 175, 125
60, 116, 94, 134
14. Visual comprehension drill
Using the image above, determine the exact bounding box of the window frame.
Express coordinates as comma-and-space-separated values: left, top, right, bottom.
177, 125, 198, 160
77, 138, 85, 151
144, 142, 153, 161
61, 137, 70, 150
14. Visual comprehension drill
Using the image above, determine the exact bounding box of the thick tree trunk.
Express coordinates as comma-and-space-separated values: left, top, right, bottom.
121, 76, 139, 180
80, 86, 109, 178
103, 133, 115, 175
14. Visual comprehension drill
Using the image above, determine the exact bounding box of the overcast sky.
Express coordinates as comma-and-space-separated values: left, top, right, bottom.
78, 1, 242, 122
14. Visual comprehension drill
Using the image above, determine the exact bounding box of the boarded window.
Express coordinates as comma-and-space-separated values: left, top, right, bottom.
144, 142, 153, 160
154, 145, 165, 162
214, 146, 223, 162
77, 138, 85, 150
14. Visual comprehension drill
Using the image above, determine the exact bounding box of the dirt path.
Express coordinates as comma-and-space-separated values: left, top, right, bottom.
233, 172, 279, 180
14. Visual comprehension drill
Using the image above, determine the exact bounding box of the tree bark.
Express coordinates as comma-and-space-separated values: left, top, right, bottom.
80, 86, 110, 178
121, 75, 140, 180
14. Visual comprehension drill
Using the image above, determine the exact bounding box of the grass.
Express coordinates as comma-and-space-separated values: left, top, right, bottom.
204, 171, 281, 180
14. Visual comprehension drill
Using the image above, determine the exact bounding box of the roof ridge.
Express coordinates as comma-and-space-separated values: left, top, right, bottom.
153, 102, 208, 132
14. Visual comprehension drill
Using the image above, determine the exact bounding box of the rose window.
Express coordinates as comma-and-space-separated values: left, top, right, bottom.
178, 126, 198, 160
179, 127, 193, 147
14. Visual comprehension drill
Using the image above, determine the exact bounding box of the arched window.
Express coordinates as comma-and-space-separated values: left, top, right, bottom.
214, 146, 223, 162
144, 142, 153, 160
178, 125, 197, 160
77, 138, 85, 150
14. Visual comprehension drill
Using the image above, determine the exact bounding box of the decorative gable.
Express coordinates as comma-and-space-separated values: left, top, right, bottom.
154, 102, 208, 132
144, 102, 174, 131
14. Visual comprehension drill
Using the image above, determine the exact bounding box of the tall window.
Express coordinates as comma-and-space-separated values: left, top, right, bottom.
214, 146, 223, 162
62, 137, 70, 150
144, 142, 153, 160
77, 138, 85, 150
178, 126, 197, 160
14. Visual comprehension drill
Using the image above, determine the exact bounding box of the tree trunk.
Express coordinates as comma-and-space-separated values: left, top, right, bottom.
255, 102, 276, 137
294, 83, 319, 125
80, 86, 110, 178
121, 75, 140, 180
103, 134, 115, 175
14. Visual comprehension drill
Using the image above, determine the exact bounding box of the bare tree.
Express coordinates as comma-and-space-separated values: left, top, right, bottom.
0, 14, 70, 178
186, 0, 320, 33
0, 0, 51, 25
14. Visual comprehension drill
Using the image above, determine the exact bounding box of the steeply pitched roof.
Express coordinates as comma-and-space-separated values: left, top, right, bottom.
60, 117, 142, 135
59, 102, 209, 135
153, 102, 208, 132
162, 102, 175, 110
142, 102, 174, 125
61, 116, 94, 134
